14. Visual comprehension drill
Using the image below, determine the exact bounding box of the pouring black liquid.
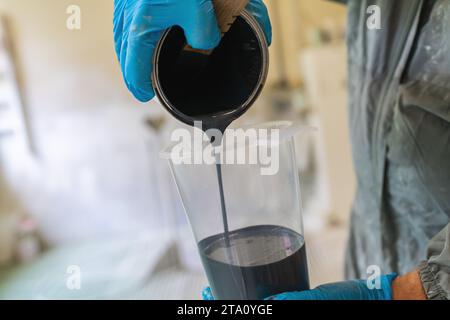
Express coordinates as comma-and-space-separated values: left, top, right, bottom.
215, 161, 230, 244
154, 15, 266, 247
155, 13, 309, 299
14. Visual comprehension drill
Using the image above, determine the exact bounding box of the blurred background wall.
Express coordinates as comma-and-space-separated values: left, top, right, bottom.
0, 0, 171, 245
0, 0, 353, 299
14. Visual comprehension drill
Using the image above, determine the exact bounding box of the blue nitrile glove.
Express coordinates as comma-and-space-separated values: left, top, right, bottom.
268, 274, 398, 300
202, 287, 214, 300
113, 0, 272, 102
202, 274, 398, 300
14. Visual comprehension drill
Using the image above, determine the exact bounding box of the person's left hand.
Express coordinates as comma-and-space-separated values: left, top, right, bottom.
267, 274, 398, 300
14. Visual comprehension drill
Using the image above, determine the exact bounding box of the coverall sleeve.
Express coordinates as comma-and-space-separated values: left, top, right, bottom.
418, 223, 450, 300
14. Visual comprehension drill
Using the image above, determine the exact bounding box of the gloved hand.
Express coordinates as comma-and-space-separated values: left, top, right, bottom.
268, 274, 398, 300
113, 0, 272, 102
202, 274, 398, 300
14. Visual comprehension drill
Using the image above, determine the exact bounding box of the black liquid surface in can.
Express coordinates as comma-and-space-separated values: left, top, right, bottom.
155, 15, 265, 132
198, 225, 310, 300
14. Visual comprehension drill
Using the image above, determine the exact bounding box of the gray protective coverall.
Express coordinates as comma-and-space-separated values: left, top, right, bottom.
332, 0, 450, 299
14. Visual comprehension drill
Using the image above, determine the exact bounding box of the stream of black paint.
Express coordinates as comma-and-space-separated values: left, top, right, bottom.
215, 162, 230, 246
209, 130, 231, 248
154, 16, 265, 250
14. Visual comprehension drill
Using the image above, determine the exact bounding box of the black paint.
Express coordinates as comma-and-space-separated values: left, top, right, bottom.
154, 13, 268, 261
215, 163, 230, 247
199, 225, 310, 300
154, 15, 265, 133
154, 14, 296, 300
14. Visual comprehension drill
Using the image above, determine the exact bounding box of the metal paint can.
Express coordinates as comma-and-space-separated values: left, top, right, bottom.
152, 10, 269, 132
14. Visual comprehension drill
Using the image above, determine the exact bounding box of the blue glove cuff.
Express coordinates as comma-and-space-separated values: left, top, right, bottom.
362, 272, 398, 300
380, 273, 398, 300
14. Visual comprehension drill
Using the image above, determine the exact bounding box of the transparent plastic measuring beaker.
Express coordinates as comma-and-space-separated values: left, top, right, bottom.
160, 121, 311, 300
